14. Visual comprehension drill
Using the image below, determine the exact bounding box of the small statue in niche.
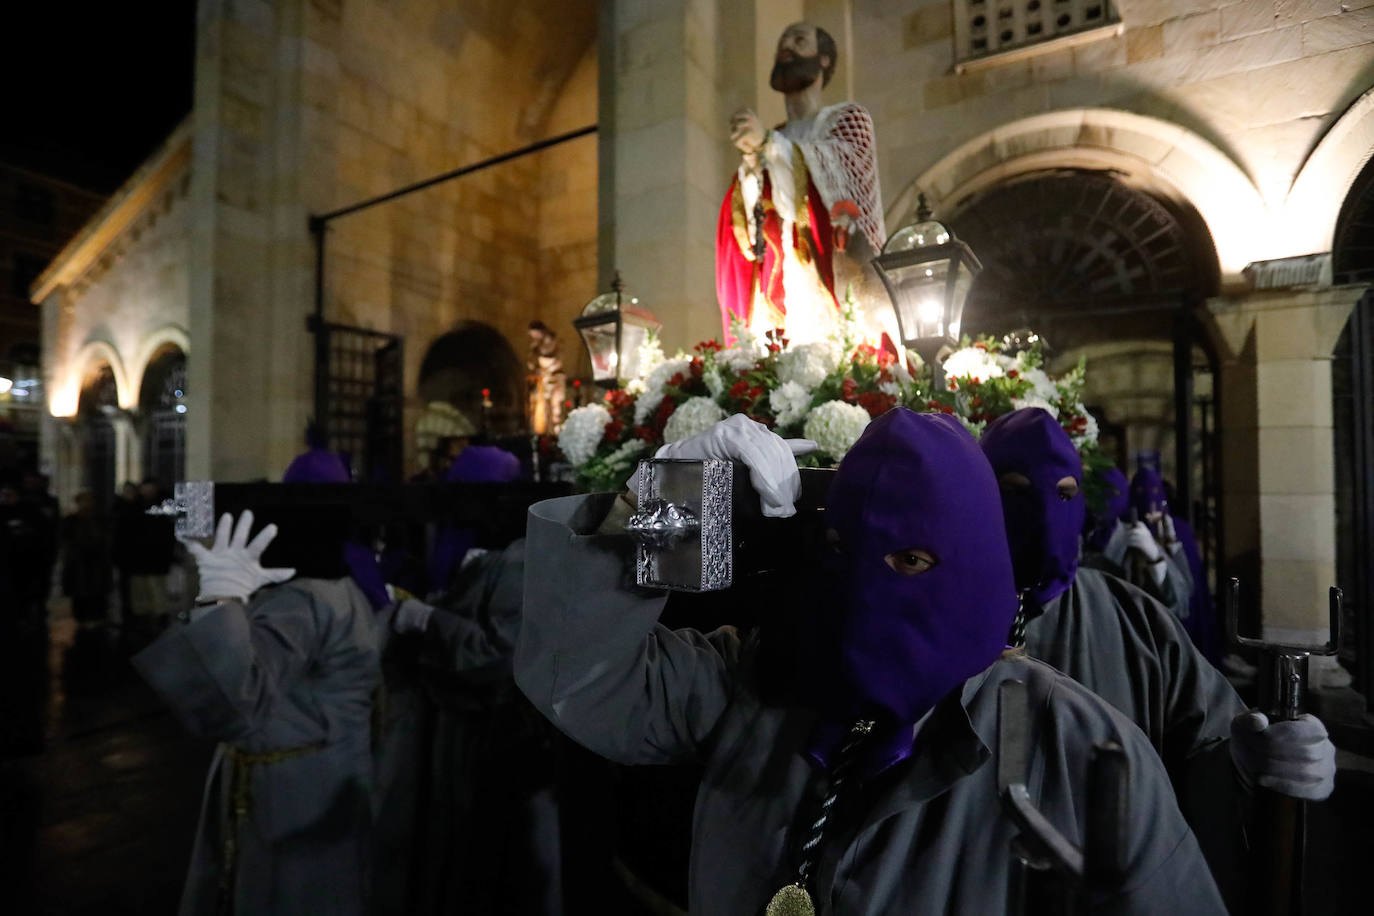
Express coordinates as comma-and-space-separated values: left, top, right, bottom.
527, 320, 566, 435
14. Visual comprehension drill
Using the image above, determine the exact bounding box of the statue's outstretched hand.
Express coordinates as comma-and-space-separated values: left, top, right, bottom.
830, 200, 861, 252
730, 108, 766, 154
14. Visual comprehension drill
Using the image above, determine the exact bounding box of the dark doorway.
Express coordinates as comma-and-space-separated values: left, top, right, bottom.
76, 365, 119, 512
313, 322, 404, 483
418, 322, 527, 437
138, 346, 186, 490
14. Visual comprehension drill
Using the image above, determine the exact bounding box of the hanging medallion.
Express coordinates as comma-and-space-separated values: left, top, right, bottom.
765, 882, 816, 916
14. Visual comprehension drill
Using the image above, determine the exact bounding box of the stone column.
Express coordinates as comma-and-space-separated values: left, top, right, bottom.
600, 0, 767, 351
1209, 285, 1364, 685
188, 0, 313, 481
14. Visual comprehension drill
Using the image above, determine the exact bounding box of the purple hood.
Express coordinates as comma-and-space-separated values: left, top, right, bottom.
1085, 466, 1129, 551
809, 408, 1018, 769
282, 448, 350, 484
1130, 467, 1168, 519
980, 408, 1086, 606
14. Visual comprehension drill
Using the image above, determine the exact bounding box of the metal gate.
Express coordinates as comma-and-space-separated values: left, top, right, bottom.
1333, 289, 1374, 708
313, 321, 404, 482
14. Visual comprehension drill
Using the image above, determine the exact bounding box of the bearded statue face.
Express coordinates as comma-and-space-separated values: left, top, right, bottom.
770, 23, 831, 93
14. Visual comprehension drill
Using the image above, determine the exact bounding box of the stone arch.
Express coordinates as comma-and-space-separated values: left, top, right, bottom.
887, 109, 1266, 276
1286, 84, 1374, 258
945, 169, 1219, 324
130, 324, 190, 405
417, 322, 527, 436
137, 341, 188, 489
1333, 154, 1374, 285
58, 339, 133, 415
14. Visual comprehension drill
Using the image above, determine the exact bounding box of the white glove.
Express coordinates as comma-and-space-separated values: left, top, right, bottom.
1160, 514, 1184, 555
185, 511, 296, 603
1124, 521, 1164, 562
392, 598, 435, 634
642, 414, 816, 518
1229, 711, 1336, 801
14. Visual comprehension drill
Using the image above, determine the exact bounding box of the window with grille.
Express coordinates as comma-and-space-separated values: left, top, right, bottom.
954, 0, 1121, 67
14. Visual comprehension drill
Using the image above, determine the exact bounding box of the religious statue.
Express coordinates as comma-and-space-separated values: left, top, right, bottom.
716, 21, 887, 345
527, 320, 566, 435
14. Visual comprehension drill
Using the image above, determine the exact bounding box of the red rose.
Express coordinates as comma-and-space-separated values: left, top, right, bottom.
858, 391, 896, 418
604, 420, 624, 442
941, 406, 955, 415
1007, 369, 1019, 379
634, 424, 656, 441
841, 378, 859, 402
729, 380, 750, 398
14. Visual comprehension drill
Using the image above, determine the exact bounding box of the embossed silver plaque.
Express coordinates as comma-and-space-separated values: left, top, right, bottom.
631, 458, 736, 592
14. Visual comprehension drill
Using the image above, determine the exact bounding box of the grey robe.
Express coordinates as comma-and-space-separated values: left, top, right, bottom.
515, 494, 1225, 915
135, 577, 379, 916
1090, 521, 1194, 622
1022, 566, 1248, 909
371, 541, 561, 916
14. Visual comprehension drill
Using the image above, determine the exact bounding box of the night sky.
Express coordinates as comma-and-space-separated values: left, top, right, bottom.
1, 3, 196, 194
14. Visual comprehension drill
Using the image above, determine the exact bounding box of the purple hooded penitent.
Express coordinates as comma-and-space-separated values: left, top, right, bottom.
1130, 467, 1168, 519
430, 445, 521, 592
1085, 466, 1129, 551
809, 409, 1018, 770
282, 448, 350, 484
980, 408, 1086, 607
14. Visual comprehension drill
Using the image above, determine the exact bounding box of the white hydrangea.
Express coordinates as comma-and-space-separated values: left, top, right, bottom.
942, 347, 1005, 383
777, 340, 842, 391
804, 400, 871, 460
663, 397, 727, 443
634, 357, 692, 424
1019, 365, 1058, 403
769, 381, 813, 428
717, 343, 765, 374
1011, 396, 1060, 419
559, 404, 612, 466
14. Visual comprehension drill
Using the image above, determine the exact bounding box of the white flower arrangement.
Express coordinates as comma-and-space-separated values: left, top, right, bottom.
777, 340, 843, 391
769, 380, 814, 428
704, 365, 726, 399
636, 333, 665, 379
804, 399, 872, 460
1011, 395, 1060, 418
942, 346, 1005, 383
602, 437, 651, 471
663, 396, 728, 443
634, 357, 692, 424
1069, 410, 1099, 448
558, 403, 612, 466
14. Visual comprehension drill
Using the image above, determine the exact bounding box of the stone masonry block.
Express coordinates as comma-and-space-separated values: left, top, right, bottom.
1220, 0, 1277, 41
1255, 359, 1334, 427
1245, 44, 1373, 127
1127, 24, 1166, 62
1163, 11, 1221, 52
1183, 24, 1303, 81
1257, 426, 1336, 495
1073, 35, 1129, 73
1260, 494, 1336, 561
903, 4, 954, 48
1261, 557, 1337, 630
1276, 0, 1347, 27
1301, 8, 1374, 54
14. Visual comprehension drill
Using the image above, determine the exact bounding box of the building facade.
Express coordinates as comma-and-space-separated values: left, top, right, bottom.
34, 0, 1374, 688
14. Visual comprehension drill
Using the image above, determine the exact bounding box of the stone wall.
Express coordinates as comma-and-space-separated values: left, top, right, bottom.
860, 0, 1374, 269
183, 0, 596, 479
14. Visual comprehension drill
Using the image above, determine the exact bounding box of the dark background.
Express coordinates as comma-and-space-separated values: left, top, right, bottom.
1, 3, 196, 192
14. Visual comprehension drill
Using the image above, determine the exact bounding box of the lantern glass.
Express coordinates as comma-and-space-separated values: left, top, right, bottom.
577, 317, 620, 382
948, 258, 975, 340
884, 219, 951, 251
883, 253, 955, 344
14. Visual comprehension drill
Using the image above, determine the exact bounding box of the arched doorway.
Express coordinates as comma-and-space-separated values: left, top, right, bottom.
1331, 152, 1374, 704
76, 364, 120, 512
948, 168, 1222, 578
417, 322, 526, 437
138, 345, 187, 490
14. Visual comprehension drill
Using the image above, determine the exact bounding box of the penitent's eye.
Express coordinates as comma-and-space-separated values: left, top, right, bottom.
1056, 476, 1080, 501
999, 472, 1031, 493
885, 548, 938, 576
